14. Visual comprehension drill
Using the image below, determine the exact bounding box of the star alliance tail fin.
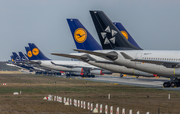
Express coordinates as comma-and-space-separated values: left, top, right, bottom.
90, 10, 142, 50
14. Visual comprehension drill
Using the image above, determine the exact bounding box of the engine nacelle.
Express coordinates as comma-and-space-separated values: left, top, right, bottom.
90, 70, 112, 75
101, 70, 112, 75
71, 72, 83, 76
134, 70, 155, 77
71, 68, 83, 72
174, 68, 180, 76
90, 70, 102, 75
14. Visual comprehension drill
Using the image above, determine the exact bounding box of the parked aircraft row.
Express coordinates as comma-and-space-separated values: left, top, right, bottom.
9, 43, 112, 77
9, 10, 180, 87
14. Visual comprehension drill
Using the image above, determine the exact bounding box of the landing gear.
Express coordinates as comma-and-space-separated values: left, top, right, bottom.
171, 82, 176, 87
163, 82, 171, 87
88, 75, 95, 78
91, 75, 95, 78
81, 75, 95, 78
136, 76, 139, 78
163, 77, 180, 88
120, 74, 123, 78
66, 73, 71, 78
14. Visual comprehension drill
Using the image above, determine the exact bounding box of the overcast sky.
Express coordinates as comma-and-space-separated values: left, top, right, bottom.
0, 0, 180, 61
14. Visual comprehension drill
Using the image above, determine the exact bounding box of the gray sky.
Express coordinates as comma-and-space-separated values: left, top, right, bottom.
0, 0, 180, 61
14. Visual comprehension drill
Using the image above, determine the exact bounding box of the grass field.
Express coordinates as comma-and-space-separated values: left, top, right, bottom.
0, 73, 180, 114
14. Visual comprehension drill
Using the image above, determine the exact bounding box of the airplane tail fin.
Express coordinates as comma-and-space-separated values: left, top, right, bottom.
19, 52, 29, 61
90, 11, 142, 50
113, 22, 142, 49
67, 19, 102, 51
28, 43, 50, 60
12, 52, 21, 62
25, 46, 38, 60
10, 55, 15, 63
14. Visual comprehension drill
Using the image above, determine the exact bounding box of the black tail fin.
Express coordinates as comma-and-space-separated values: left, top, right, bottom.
90, 11, 142, 50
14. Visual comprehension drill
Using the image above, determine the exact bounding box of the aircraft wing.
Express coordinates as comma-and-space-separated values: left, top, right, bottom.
73, 49, 118, 60
51, 61, 100, 70
121, 52, 180, 68
95, 61, 121, 65
26, 60, 41, 65
51, 61, 77, 68
51, 53, 88, 61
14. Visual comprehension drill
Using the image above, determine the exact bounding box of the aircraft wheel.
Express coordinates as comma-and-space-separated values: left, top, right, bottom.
136, 76, 139, 78
163, 82, 171, 87
89, 75, 95, 78
171, 82, 176, 87
66, 74, 70, 78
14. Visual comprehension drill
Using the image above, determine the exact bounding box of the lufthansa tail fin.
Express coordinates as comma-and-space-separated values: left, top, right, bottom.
67, 19, 102, 51
90, 11, 142, 50
28, 43, 50, 60
113, 22, 142, 49
10, 55, 15, 63
25, 46, 38, 60
19, 52, 29, 61
12, 52, 21, 62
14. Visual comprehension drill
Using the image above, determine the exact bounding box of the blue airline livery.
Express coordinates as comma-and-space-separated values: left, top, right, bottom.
25, 47, 38, 60
27, 44, 50, 60
12, 52, 21, 62
113, 22, 142, 49
68, 19, 142, 51
67, 19, 102, 51
19, 52, 28, 61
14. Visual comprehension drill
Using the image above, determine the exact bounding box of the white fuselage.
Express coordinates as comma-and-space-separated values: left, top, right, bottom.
67, 53, 156, 77
31, 60, 100, 72
81, 50, 180, 77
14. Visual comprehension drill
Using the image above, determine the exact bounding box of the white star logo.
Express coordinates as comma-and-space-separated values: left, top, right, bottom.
101, 26, 117, 44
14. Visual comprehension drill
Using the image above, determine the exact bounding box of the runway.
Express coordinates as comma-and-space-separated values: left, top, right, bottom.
62, 75, 180, 91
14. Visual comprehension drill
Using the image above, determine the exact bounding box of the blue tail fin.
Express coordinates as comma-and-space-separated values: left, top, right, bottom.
28, 43, 50, 60
25, 46, 38, 60
10, 55, 15, 63
113, 22, 142, 49
19, 52, 29, 61
67, 19, 102, 51
12, 52, 21, 62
